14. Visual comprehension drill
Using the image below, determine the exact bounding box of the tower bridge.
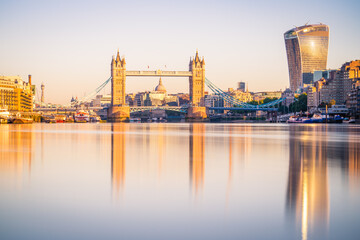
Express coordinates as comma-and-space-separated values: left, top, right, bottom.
109, 50, 206, 122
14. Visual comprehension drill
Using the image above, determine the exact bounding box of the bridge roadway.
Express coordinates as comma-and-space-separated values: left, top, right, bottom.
35, 107, 104, 112
34, 106, 188, 113
209, 107, 278, 111
35, 106, 277, 113
126, 70, 192, 77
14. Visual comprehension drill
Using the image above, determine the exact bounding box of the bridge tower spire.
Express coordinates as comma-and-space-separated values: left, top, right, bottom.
187, 50, 207, 119
109, 50, 130, 122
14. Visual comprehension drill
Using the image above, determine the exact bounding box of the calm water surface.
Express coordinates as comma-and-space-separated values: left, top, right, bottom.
0, 123, 360, 240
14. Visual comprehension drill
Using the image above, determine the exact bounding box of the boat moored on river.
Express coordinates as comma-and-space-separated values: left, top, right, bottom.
75, 110, 90, 122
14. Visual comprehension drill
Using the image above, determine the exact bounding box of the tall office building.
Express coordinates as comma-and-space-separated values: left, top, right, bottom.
237, 82, 246, 92
284, 24, 329, 91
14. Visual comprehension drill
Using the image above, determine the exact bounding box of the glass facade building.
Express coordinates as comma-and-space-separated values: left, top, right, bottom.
284, 24, 329, 91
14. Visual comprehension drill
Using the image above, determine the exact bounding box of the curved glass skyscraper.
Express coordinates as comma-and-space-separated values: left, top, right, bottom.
284, 24, 329, 91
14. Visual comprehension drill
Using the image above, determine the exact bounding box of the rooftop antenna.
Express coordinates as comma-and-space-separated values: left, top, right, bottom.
305, 20, 310, 26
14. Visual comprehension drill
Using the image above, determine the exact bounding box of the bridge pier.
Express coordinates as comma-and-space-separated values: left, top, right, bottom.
186, 106, 207, 120
108, 106, 130, 122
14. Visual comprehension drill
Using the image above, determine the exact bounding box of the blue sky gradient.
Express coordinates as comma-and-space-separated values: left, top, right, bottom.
1, 0, 359, 103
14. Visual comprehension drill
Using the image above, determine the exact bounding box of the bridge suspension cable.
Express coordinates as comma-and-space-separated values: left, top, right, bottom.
205, 78, 286, 109
62, 76, 285, 109
71, 77, 112, 106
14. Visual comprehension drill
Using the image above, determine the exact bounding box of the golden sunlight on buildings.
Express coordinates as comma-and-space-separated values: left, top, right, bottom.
189, 124, 205, 194
0, 75, 33, 112
346, 60, 360, 79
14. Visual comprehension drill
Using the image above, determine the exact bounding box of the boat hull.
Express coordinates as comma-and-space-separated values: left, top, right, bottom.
13, 118, 33, 124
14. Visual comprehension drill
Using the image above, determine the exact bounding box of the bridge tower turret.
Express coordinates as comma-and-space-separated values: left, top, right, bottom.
187, 51, 207, 119
109, 50, 130, 122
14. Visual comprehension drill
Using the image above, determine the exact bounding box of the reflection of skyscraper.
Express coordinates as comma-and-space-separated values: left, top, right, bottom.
189, 124, 205, 194
286, 127, 329, 240
346, 135, 360, 189
111, 124, 127, 195
284, 24, 329, 91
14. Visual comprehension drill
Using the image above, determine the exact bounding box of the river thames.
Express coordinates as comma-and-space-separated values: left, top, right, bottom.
1, 123, 360, 240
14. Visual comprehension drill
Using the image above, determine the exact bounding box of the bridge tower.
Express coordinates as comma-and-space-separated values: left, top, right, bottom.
109, 50, 130, 122
188, 51, 207, 119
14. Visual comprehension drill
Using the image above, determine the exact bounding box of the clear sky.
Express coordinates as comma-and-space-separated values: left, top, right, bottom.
1, 0, 359, 104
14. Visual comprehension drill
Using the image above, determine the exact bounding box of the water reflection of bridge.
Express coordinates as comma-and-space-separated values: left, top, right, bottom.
111, 124, 126, 195
108, 124, 360, 222
189, 124, 205, 194
110, 123, 207, 196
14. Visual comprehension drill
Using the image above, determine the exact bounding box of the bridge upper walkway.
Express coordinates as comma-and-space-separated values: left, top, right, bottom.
126, 70, 192, 77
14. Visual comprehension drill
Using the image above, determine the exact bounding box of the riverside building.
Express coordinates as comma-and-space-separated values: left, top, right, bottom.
0, 75, 33, 112
132, 78, 178, 107
284, 24, 329, 91
345, 60, 360, 118
307, 60, 360, 111
253, 91, 282, 102
227, 88, 253, 103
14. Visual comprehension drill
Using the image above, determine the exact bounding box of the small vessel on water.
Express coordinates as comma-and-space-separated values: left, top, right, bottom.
287, 115, 313, 123
42, 115, 56, 123
310, 114, 324, 123
287, 116, 303, 123
130, 118, 141, 123
331, 115, 344, 123
12, 118, 33, 124
0, 108, 10, 124
75, 110, 90, 122
301, 117, 312, 123
345, 118, 356, 124
287, 113, 345, 124
89, 116, 101, 123
55, 115, 66, 123
8, 112, 34, 124
0, 108, 10, 118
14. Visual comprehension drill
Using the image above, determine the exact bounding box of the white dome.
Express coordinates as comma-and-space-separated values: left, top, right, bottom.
155, 77, 166, 93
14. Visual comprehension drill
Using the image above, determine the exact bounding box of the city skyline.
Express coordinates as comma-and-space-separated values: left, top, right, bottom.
1, 0, 359, 104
